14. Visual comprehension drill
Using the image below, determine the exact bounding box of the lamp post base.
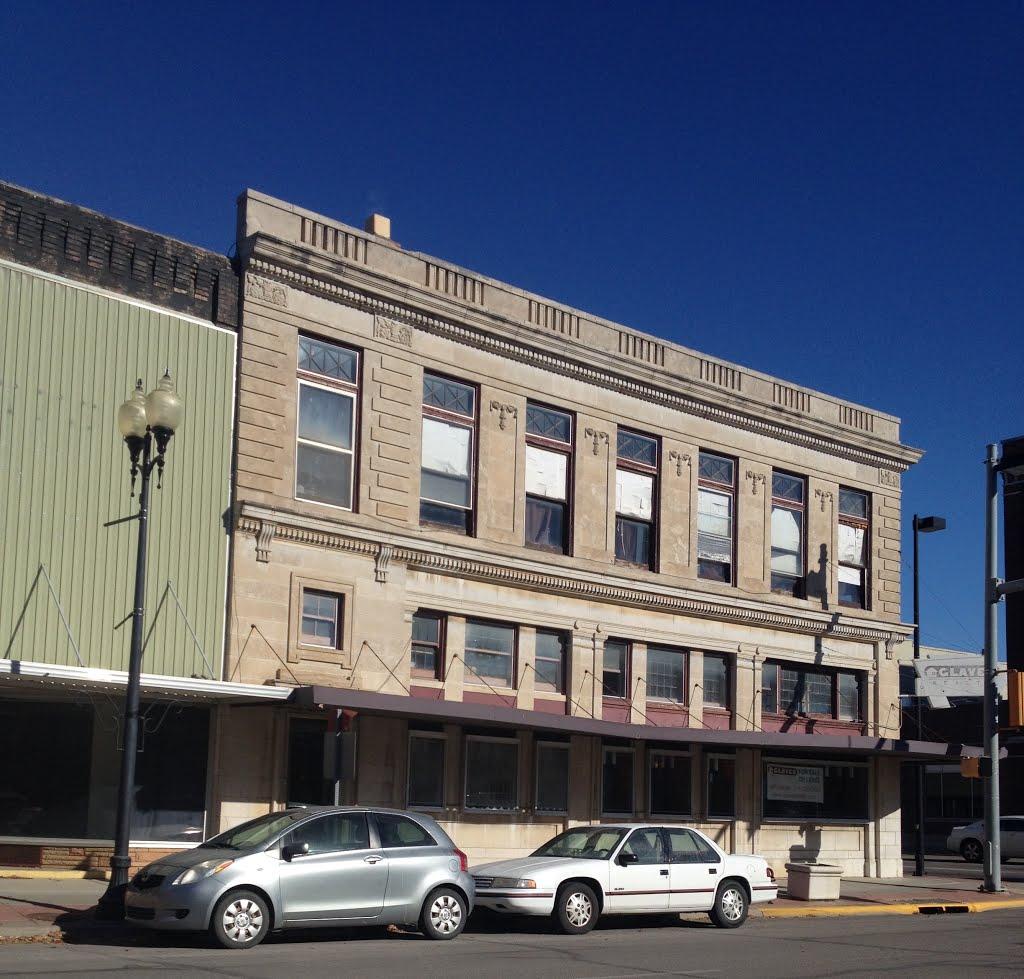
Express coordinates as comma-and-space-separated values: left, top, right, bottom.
95, 855, 133, 920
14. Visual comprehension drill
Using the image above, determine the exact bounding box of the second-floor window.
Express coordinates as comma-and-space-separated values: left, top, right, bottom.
602, 639, 630, 698
615, 430, 658, 569
761, 662, 863, 721
534, 629, 568, 693
702, 652, 730, 709
421, 373, 476, 533
697, 451, 735, 583
464, 619, 516, 687
411, 610, 445, 680
525, 404, 572, 553
296, 335, 358, 509
838, 488, 870, 608
771, 472, 806, 596
646, 645, 687, 704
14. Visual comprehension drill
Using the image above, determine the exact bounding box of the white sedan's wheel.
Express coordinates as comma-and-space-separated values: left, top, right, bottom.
556, 882, 598, 935
709, 880, 748, 928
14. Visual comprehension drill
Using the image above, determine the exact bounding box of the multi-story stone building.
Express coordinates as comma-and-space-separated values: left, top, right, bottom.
223, 190, 925, 876
0, 182, 290, 873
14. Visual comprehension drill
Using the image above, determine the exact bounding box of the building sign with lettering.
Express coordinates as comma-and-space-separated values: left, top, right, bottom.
914, 655, 1006, 699
765, 764, 824, 803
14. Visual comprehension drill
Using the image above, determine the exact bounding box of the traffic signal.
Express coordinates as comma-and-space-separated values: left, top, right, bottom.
1008, 669, 1024, 728
961, 757, 980, 779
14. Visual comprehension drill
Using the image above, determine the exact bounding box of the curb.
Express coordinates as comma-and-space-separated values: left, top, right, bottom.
0, 870, 109, 880
758, 897, 1024, 918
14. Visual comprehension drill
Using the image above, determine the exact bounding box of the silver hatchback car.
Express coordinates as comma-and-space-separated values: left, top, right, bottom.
125, 806, 474, 949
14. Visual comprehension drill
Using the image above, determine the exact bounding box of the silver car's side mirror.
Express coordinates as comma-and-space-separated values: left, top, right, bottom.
282, 842, 310, 861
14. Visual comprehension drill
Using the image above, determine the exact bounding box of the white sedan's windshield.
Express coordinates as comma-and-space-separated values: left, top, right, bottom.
532, 827, 627, 860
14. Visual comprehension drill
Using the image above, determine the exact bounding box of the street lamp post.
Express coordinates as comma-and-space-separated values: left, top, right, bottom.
96, 371, 183, 921
912, 513, 946, 877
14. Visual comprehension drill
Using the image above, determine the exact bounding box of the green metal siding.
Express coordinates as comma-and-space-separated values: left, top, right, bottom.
0, 261, 236, 677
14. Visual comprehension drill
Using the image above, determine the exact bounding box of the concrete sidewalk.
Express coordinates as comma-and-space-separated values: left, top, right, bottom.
1, 872, 1022, 943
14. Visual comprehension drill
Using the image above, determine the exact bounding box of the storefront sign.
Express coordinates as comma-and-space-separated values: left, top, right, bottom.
914, 656, 1007, 699
765, 764, 823, 803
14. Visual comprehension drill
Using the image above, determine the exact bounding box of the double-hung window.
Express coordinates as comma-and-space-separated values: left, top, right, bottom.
761, 661, 863, 721
421, 373, 476, 533
602, 639, 630, 698
697, 452, 735, 583
615, 430, 658, 569
464, 619, 516, 687
300, 589, 342, 649
838, 488, 870, 608
296, 335, 358, 509
771, 472, 806, 596
525, 404, 572, 553
534, 629, 567, 693
702, 652, 730, 709
646, 645, 687, 704
411, 610, 444, 680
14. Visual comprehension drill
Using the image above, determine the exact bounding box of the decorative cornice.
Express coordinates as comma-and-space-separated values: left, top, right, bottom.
244, 255, 918, 474
237, 507, 909, 647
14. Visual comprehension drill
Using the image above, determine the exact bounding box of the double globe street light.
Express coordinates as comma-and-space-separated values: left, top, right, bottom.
97, 371, 184, 920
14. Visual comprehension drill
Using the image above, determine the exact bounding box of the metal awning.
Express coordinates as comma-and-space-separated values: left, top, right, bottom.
0, 659, 293, 704
291, 685, 969, 761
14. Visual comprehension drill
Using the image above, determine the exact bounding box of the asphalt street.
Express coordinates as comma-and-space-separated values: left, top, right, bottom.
1, 906, 1022, 979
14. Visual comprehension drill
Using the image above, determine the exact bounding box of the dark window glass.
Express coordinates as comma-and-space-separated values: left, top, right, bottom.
650, 752, 691, 815
762, 761, 869, 821
703, 653, 729, 709
408, 735, 445, 808
706, 755, 736, 818
698, 451, 735, 583
423, 375, 475, 416
617, 430, 658, 466
286, 812, 369, 854
536, 743, 569, 812
288, 717, 332, 806
621, 827, 667, 863
602, 748, 634, 814
465, 739, 518, 810
375, 812, 436, 847
838, 488, 868, 518
526, 404, 571, 443
698, 453, 734, 486
525, 496, 567, 551
762, 663, 863, 721
666, 827, 721, 863
615, 516, 651, 566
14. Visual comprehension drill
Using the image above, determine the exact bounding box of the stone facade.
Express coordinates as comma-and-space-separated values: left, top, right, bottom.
217, 190, 921, 876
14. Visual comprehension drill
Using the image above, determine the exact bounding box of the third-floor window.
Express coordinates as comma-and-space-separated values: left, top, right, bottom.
420, 373, 476, 534
697, 451, 735, 583
525, 403, 572, 553
615, 430, 658, 569
771, 472, 806, 596
296, 335, 359, 510
838, 488, 870, 608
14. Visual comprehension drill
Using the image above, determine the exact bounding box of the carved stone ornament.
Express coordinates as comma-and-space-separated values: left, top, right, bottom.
489, 401, 517, 431
374, 315, 413, 347
584, 428, 610, 456
878, 469, 901, 489
745, 471, 766, 496
668, 450, 691, 477
245, 274, 288, 307
375, 544, 393, 583
255, 520, 277, 563
815, 488, 834, 513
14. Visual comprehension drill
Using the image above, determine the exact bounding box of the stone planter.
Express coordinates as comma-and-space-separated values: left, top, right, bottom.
784, 862, 843, 901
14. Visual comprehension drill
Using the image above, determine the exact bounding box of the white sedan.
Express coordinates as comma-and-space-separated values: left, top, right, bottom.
471, 824, 777, 934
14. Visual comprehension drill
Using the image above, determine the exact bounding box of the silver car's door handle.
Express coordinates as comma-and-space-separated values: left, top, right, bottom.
364, 854, 385, 864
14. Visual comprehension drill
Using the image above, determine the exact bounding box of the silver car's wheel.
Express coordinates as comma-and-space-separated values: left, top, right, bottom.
211, 889, 269, 949
420, 887, 467, 940
961, 838, 983, 863
556, 882, 598, 935
709, 880, 748, 928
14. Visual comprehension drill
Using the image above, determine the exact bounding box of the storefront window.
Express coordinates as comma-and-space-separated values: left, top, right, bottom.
706, 754, 736, 818
602, 745, 634, 814
408, 733, 446, 808
649, 750, 691, 815
535, 742, 569, 813
762, 758, 869, 821
465, 736, 518, 810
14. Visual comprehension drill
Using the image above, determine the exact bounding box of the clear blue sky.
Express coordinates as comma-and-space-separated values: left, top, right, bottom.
3, 2, 1020, 655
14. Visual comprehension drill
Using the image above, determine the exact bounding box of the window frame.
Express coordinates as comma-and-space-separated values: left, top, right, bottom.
601, 744, 635, 816
407, 731, 446, 810
615, 429, 659, 570
602, 639, 631, 699
705, 753, 737, 819
411, 610, 446, 681
288, 575, 354, 664
420, 372, 478, 534
295, 335, 360, 512
761, 661, 865, 722
762, 756, 870, 823
702, 652, 730, 710
464, 618, 518, 689
464, 734, 519, 812
771, 471, 806, 597
697, 450, 736, 584
645, 645, 688, 704
524, 402, 573, 554
648, 748, 693, 817
838, 487, 870, 608
535, 740, 570, 814
534, 628, 568, 694
299, 588, 342, 650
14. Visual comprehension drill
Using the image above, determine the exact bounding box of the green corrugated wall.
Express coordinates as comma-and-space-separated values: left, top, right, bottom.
0, 261, 236, 677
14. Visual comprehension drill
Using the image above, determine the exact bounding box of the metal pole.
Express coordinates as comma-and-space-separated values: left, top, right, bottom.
97, 433, 152, 919
913, 515, 926, 876
982, 444, 1002, 892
